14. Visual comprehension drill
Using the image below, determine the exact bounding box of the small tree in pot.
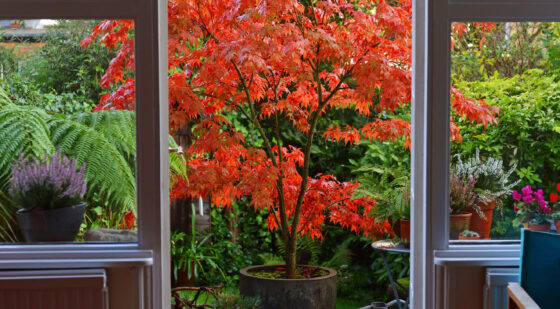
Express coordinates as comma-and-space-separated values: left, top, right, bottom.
10, 151, 87, 242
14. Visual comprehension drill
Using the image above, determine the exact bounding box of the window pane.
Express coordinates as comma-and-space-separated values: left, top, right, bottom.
0, 19, 137, 243
449, 21, 560, 241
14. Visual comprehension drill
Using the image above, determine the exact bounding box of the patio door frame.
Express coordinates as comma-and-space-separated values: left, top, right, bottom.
0, 1, 170, 308
412, 0, 560, 308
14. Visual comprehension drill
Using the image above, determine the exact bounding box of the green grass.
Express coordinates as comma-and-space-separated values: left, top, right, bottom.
336, 297, 371, 309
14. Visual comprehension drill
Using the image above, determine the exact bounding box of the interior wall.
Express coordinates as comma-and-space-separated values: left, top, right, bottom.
107, 267, 141, 309
437, 265, 486, 309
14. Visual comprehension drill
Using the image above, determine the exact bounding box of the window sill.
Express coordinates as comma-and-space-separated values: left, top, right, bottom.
0, 243, 153, 269
434, 244, 520, 267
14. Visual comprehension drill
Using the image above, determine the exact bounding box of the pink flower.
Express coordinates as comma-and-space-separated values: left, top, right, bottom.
512, 190, 522, 201
539, 199, 547, 208
513, 204, 518, 213
523, 195, 534, 204
521, 185, 533, 196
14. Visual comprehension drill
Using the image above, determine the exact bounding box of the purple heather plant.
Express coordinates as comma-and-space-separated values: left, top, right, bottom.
10, 151, 86, 211
449, 172, 478, 215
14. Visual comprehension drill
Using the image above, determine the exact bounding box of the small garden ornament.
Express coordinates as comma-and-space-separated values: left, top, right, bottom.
459, 230, 480, 240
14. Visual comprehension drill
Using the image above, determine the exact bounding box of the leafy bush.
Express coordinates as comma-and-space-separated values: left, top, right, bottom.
453, 69, 560, 193
200, 201, 273, 287
22, 20, 115, 106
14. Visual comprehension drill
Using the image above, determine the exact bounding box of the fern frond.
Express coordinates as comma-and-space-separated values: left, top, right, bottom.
71, 110, 136, 162
49, 114, 136, 212
0, 104, 55, 191
169, 136, 188, 188
0, 190, 19, 242
0, 86, 12, 106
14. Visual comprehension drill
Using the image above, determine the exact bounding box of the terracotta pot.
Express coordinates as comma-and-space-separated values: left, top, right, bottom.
466, 200, 495, 240
555, 220, 560, 233
459, 235, 481, 240
172, 261, 195, 287
449, 213, 472, 240
399, 219, 410, 242
528, 223, 551, 232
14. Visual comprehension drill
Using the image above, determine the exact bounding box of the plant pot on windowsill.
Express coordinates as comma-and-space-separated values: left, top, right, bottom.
449, 213, 472, 240
17, 203, 86, 242
554, 220, 560, 234
458, 230, 480, 240
399, 218, 410, 243
527, 223, 551, 232
239, 265, 337, 309
466, 200, 495, 239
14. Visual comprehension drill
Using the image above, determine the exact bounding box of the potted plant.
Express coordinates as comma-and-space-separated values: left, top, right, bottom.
10, 151, 87, 242
171, 204, 224, 287
364, 176, 411, 243
453, 149, 519, 239
459, 230, 480, 240
82, 1, 498, 307
449, 172, 476, 239
392, 182, 411, 243
548, 184, 560, 233
9, 20, 24, 29
512, 185, 552, 232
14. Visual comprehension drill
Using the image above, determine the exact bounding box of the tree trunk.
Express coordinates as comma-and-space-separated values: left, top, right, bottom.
225, 207, 239, 244
170, 121, 193, 233
285, 235, 298, 278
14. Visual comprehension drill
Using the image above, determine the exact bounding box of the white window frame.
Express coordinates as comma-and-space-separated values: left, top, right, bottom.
412, 0, 560, 307
0, 1, 169, 308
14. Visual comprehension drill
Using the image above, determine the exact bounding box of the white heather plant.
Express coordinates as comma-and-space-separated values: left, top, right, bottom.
453, 148, 520, 210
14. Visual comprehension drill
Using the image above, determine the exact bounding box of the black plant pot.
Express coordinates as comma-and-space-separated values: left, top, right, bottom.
240, 265, 337, 309
17, 203, 86, 242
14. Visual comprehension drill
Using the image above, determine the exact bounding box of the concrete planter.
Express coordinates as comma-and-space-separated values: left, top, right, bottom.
239, 265, 337, 309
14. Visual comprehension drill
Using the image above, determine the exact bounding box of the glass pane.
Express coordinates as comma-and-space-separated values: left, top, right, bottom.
449, 21, 560, 241
0, 19, 137, 243
162, 1, 412, 305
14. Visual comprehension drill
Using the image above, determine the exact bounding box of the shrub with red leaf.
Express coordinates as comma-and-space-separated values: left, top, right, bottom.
84, 0, 497, 278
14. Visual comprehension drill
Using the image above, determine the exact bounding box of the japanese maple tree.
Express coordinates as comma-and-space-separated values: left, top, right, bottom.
83, 0, 498, 278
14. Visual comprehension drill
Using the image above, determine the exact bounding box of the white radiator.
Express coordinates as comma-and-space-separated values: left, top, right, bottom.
483, 267, 518, 309
0, 268, 108, 309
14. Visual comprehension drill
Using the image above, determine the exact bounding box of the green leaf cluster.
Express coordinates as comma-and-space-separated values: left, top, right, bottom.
0, 89, 137, 241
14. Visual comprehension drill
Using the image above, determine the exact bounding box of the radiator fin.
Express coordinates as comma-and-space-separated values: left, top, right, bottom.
483, 267, 518, 309
0, 269, 108, 309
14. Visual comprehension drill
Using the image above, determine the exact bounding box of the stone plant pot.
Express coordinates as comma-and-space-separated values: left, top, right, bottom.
16, 203, 86, 242
449, 213, 472, 240
240, 265, 337, 309
466, 200, 495, 239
